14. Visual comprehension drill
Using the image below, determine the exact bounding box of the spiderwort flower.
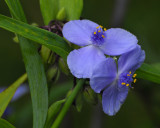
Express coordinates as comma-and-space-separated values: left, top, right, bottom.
62, 20, 138, 78
90, 46, 145, 116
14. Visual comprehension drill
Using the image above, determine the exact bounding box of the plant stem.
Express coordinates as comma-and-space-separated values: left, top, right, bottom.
51, 79, 85, 128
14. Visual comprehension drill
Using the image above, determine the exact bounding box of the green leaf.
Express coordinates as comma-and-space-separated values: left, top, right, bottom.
152, 63, 160, 71
4, 0, 26, 22
59, 0, 83, 20
0, 74, 27, 117
0, 14, 71, 60
0, 118, 15, 128
136, 63, 160, 84
44, 99, 65, 128
18, 37, 49, 128
40, 0, 83, 24
40, 0, 59, 25
4, 1, 49, 128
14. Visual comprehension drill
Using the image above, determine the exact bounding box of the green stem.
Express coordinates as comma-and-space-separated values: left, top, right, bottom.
51, 79, 85, 128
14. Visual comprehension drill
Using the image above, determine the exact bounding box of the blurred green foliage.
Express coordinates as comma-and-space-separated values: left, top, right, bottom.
0, 0, 160, 127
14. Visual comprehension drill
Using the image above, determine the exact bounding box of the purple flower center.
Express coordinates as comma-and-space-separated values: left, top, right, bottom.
91, 26, 106, 46
118, 71, 137, 87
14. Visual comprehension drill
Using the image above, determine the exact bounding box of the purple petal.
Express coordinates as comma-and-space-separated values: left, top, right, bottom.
67, 45, 106, 78
102, 82, 128, 116
90, 58, 117, 93
62, 20, 99, 46
100, 28, 138, 55
118, 45, 145, 74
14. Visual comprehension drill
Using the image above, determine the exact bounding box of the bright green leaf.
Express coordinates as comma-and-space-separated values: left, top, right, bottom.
44, 99, 65, 128
59, 0, 83, 20
0, 14, 71, 60
136, 63, 160, 84
40, 0, 59, 25
40, 0, 83, 24
0, 74, 27, 117
0, 118, 15, 128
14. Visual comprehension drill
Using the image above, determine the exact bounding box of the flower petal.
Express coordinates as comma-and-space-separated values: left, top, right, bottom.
90, 58, 117, 93
118, 45, 145, 74
102, 81, 128, 116
100, 28, 138, 55
62, 20, 99, 46
67, 45, 106, 78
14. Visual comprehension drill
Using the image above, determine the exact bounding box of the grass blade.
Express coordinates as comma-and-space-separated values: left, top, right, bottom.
4, 0, 49, 128
0, 74, 27, 117
0, 14, 71, 60
0, 118, 15, 128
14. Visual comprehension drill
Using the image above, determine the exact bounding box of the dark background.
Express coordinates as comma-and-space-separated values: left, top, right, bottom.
0, 0, 160, 127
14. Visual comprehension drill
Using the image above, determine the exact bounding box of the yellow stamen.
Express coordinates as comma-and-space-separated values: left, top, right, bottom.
99, 25, 103, 28
126, 84, 129, 86
121, 82, 126, 85
134, 79, 137, 83
133, 74, 137, 78
129, 71, 131, 74
127, 74, 130, 76
96, 26, 99, 29
102, 35, 105, 38
98, 30, 101, 32
104, 28, 107, 31
94, 32, 96, 34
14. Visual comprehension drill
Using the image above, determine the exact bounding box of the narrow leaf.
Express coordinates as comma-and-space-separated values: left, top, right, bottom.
0, 14, 71, 60
0, 74, 27, 117
18, 36, 49, 128
0, 118, 15, 128
137, 63, 160, 84
4, 0, 26, 22
4, 0, 49, 128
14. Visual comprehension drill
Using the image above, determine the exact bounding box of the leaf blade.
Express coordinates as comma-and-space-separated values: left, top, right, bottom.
4, 0, 49, 128
137, 63, 160, 84
0, 14, 71, 60
44, 99, 65, 128
40, 0, 59, 25
59, 0, 83, 20
0, 74, 27, 117
0, 118, 15, 128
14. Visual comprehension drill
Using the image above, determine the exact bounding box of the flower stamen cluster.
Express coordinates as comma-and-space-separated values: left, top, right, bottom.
120, 71, 137, 87
91, 25, 107, 46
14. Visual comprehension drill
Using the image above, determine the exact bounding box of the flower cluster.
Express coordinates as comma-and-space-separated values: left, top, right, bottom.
62, 20, 145, 116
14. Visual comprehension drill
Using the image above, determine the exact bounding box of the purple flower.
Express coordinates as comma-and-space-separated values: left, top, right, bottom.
62, 20, 138, 78
90, 46, 145, 116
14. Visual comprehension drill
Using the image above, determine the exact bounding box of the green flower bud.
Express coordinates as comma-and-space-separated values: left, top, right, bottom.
56, 7, 66, 21
83, 86, 98, 105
